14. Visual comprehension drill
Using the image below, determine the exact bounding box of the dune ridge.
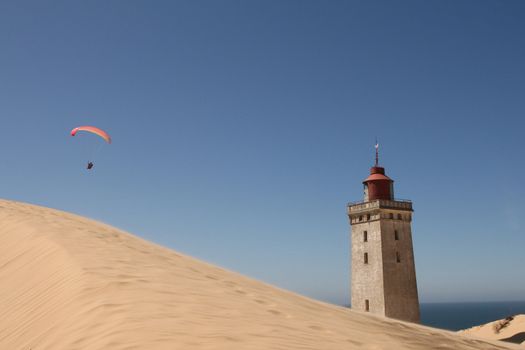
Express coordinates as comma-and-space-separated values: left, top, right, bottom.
0, 199, 520, 349
460, 315, 525, 347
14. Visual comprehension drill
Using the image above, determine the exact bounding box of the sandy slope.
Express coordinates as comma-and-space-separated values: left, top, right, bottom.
460, 315, 525, 347
0, 199, 520, 350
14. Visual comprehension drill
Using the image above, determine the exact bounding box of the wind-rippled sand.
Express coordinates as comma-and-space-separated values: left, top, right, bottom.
0, 199, 520, 349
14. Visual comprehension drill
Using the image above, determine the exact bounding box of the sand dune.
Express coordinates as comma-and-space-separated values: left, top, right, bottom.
0, 199, 520, 350
460, 315, 525, 347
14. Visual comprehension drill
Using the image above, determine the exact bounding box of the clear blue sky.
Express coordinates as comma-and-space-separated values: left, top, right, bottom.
1, 0, 524, 305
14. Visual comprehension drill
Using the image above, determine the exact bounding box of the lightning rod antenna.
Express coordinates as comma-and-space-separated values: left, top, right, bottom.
375, 138, 379, 167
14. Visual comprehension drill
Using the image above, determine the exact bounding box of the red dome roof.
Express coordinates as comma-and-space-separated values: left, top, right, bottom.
363, 173, 392, 182
363, 166, 393, 183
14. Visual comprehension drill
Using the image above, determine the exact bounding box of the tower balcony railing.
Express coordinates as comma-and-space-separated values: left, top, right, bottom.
347, 198, 412, 213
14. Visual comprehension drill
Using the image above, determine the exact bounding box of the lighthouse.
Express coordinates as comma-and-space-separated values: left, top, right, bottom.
347, 144, 420, 323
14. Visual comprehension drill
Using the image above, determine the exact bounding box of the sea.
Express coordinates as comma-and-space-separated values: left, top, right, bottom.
420, 301, 525, 331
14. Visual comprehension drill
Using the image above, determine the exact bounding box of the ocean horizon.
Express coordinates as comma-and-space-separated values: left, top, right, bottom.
344, 301, 525, 331
420, 301, 525, 331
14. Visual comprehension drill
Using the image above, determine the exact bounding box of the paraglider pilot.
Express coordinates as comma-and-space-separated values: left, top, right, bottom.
87, 162, 94, 170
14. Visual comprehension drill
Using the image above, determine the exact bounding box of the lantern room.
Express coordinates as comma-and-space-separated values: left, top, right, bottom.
363, 166, 394, 201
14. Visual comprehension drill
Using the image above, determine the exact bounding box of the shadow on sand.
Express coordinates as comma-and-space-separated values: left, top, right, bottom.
501, 332, 525, 344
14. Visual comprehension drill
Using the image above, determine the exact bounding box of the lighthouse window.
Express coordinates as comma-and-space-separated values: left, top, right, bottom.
394, 230, 399, 240
363, 231, 368, 242
396, 252, 401, 263
397, 214, 402, 220
389, 213, 394, 219
366, 214, 371, 221
364, 252, 368, 264
365, 299, 370, 312
359, 215, 363, 222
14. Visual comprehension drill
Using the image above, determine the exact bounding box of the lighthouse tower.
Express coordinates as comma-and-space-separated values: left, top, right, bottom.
347, 144, 420, 323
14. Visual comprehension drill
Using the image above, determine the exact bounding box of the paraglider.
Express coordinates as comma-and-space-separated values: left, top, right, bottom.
70, 126, 111, 170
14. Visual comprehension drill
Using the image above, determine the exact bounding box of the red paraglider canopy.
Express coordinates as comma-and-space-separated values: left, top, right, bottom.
71, 126, 111, 144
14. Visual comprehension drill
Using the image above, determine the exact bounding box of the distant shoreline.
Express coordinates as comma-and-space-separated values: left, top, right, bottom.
420, 301, 525, 331
342, 301, 525, 331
